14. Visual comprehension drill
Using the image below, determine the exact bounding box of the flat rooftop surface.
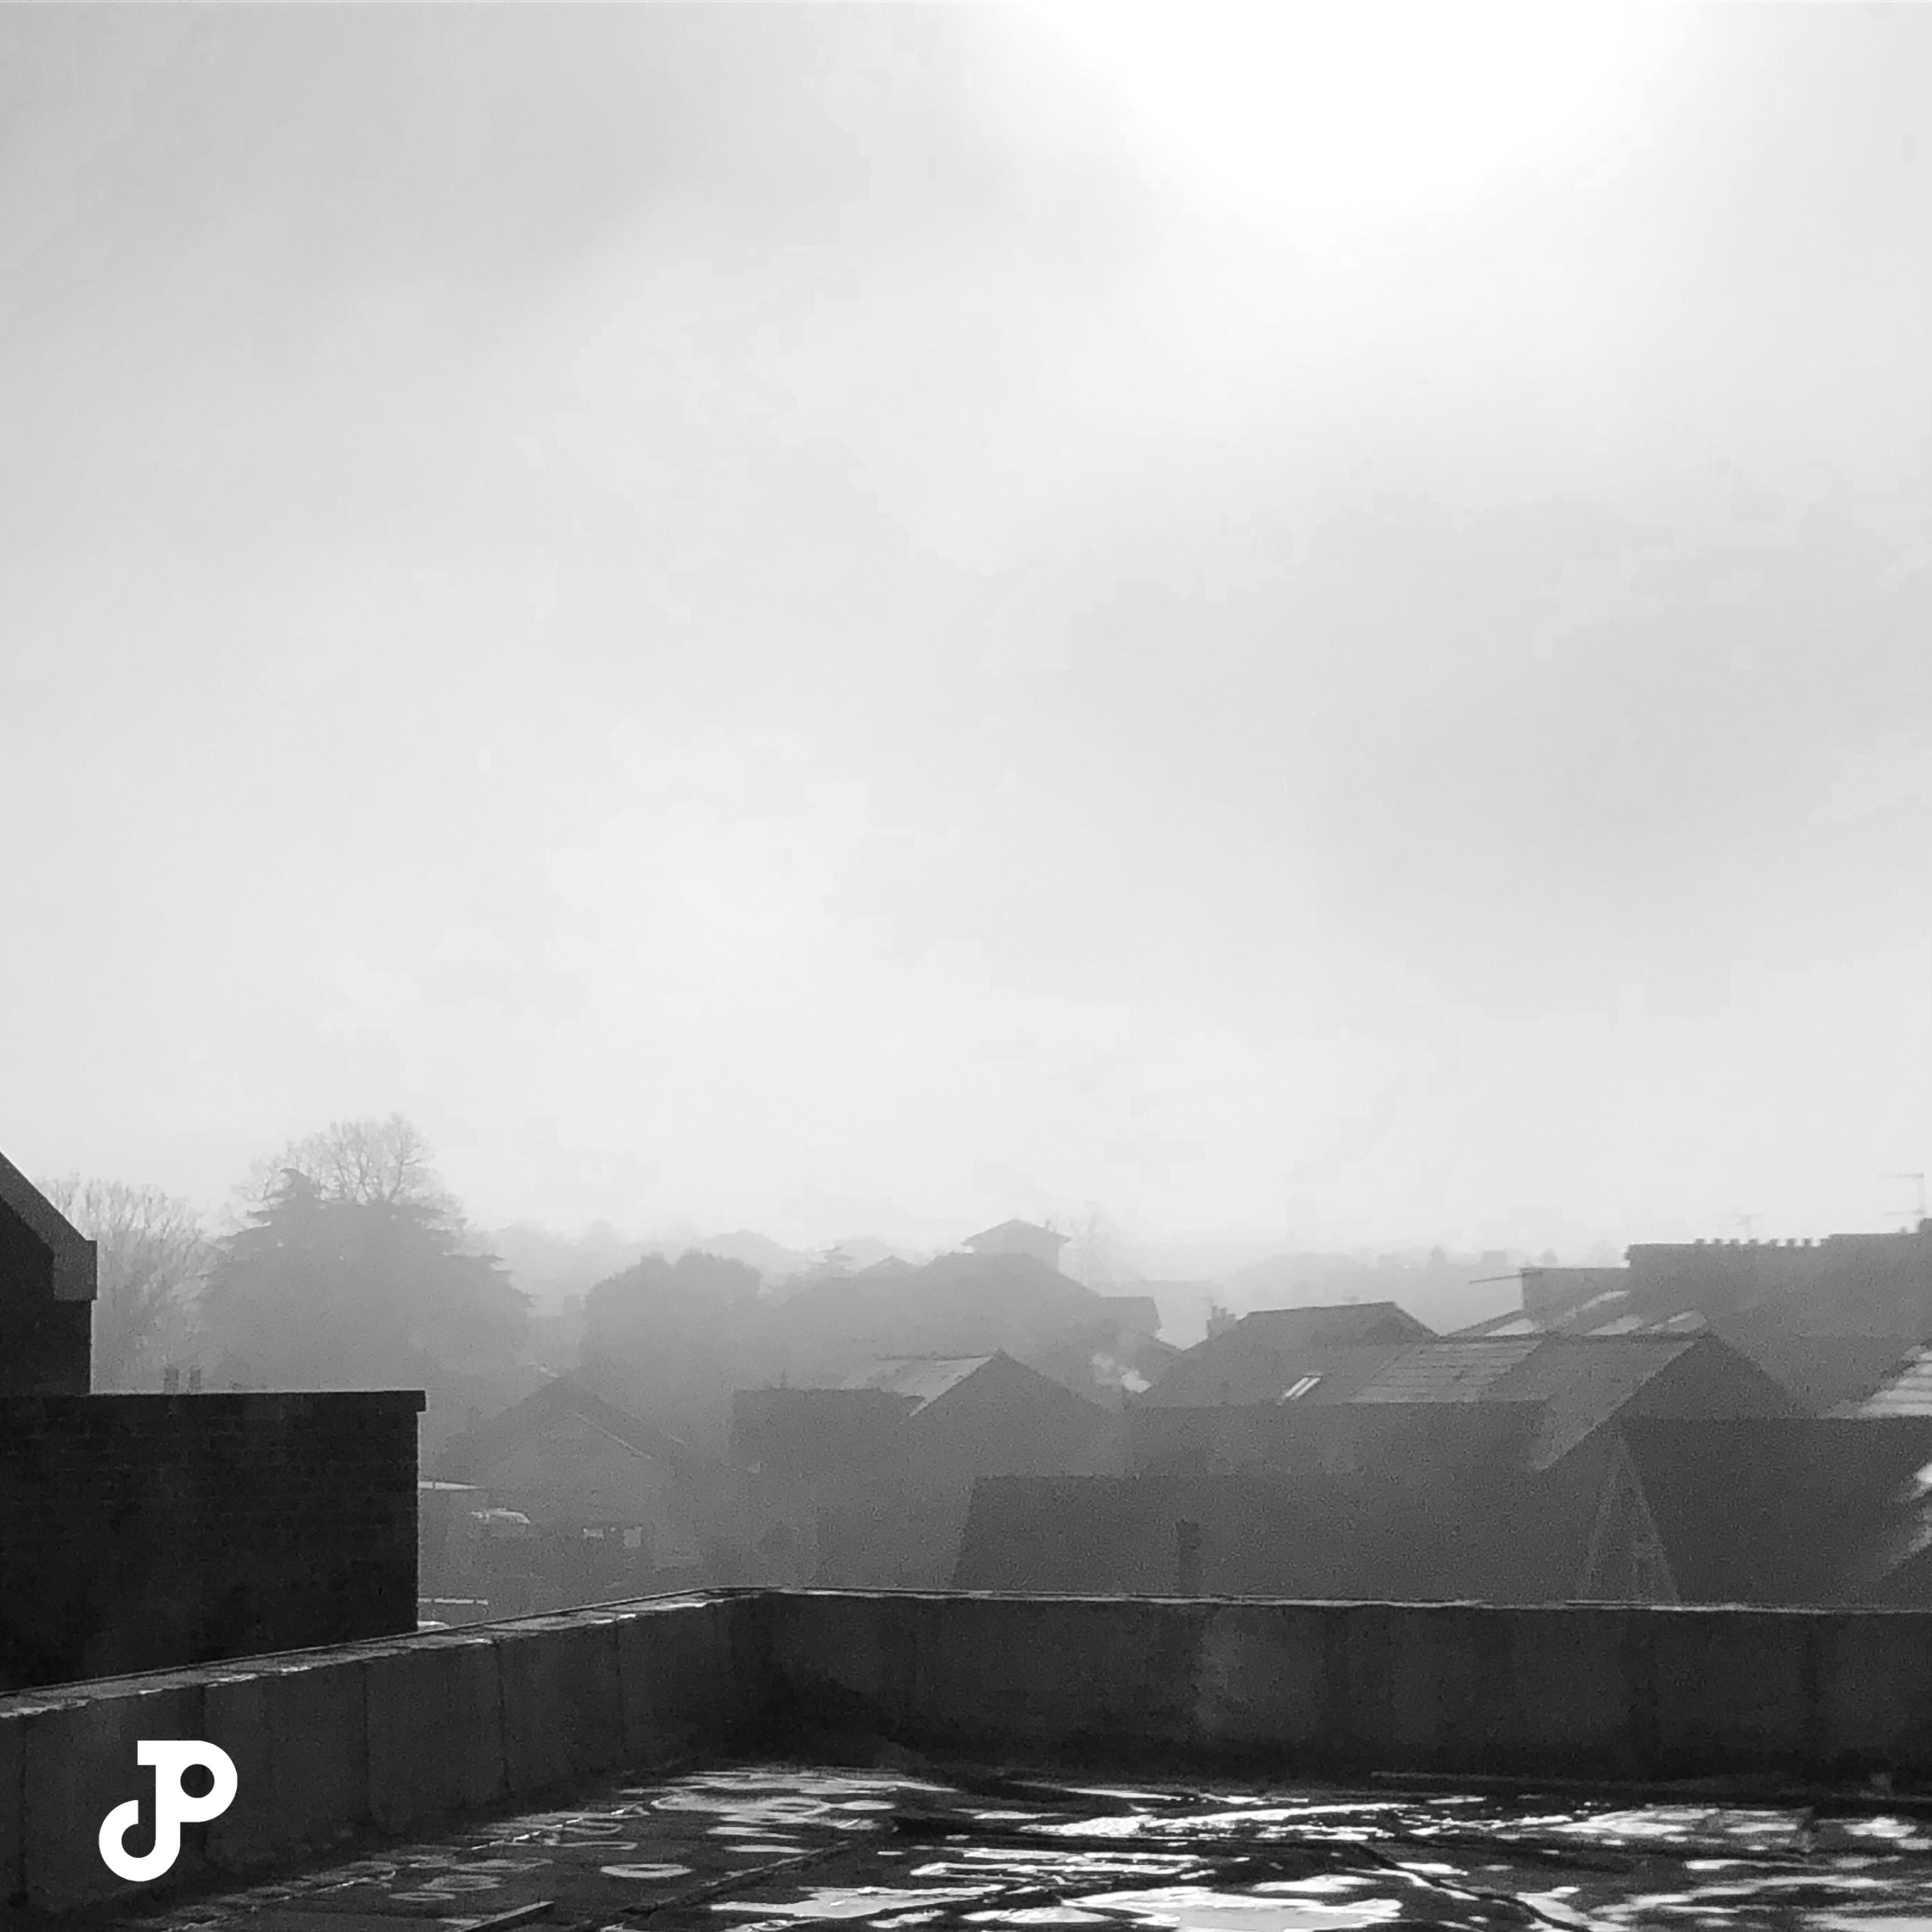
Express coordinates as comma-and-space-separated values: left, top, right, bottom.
88, 1764, 1932, 1932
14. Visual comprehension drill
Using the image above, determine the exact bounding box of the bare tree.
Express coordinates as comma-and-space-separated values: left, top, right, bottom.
38, 1177, 211, 1390
242, 1113, 456, 1218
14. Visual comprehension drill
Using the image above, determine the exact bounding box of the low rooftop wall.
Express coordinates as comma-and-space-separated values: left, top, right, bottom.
11, 1589, 1932, 1916
1, 1593, 760, 1918
764, 1591, 1932, 1783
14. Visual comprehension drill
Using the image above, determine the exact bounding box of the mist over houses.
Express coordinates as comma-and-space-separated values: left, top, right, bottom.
11, 1118, 1932, 1690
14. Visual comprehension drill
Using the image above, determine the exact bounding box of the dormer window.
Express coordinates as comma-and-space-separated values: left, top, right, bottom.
1279, 1375, 1321, 1402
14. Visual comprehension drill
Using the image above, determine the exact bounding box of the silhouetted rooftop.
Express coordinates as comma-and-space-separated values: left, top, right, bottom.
1139, 1303, 1435, 1407
842, 1354, 998, 1409
1622, 1414, 1932, 1604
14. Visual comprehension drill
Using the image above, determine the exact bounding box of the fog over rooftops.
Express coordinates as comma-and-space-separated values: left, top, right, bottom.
841, 1354, 999, 1410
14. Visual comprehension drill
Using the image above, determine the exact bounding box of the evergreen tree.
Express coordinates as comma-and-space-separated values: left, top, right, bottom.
199, 1121, 528, 1389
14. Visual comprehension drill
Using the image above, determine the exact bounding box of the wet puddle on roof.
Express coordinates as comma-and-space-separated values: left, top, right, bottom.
103, 1764, 1932, 1932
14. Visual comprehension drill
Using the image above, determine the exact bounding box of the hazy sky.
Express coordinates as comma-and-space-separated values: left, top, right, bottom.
5, 4, 1931, 1256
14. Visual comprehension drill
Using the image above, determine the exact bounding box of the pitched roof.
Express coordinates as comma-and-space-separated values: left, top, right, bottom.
1622, 1416, 1932, 1604
1487, 1334, 1709, 1467
1447, 1311, 1545, 1339
962, 1219, 1070, 1250
842, 1354, 998, 1410
1352, 1337, 1543, 1404
1841, 1346, 1932, 1417
1713, 1328, 1916, 1414
1238, 1303, 1438, 1348
1140, 1303, 1436, 1407
0, 1150, 97, 1303
1344, 1333, 1796, 1468
438, 1374, 692, 1482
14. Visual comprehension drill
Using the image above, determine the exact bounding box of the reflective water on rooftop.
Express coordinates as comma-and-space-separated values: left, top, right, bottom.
113, 1764, 1932, 1932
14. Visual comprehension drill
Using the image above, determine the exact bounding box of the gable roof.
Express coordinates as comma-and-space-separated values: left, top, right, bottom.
1140, 1303, 1436, 1407
842, 1354, 998, 1410
1347, 1334, 1797, 1469
1352, 1337, 1543, 1404
1706, 1327, 1915, 1414
0, 1151, 97, 1303
1239, 1303, 1438, 1349
1840, 1346, 1932, 1416
1143, 1331, 1796, 1472
1488, 1334, 1714, 1467
962, 1219, 1070, 1250
1453, 1287, 1712, 1341
1622, 1415, 1932, 1604
438, 1374, 692, 1483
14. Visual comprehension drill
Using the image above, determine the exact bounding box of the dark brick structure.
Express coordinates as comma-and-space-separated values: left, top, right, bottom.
0, 1149, 97, 1394
0, 1390, 424, 1692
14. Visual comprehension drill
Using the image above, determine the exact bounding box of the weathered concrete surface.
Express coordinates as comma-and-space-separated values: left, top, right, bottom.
201, 1654, 369, 1874
495, 1614, 626, 1796
760, 1590, 1932, 1785
365, 1632, 509, 1832
20, 1672, 208, 1912
16, 1589, 1932, 1917
0, 1593, 747, 1916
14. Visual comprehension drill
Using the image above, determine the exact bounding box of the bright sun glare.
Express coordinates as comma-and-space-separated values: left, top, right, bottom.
1037, 2, 1684, 234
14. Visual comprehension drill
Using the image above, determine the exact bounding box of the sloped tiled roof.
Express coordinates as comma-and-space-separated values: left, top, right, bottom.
1266, 1345, 1415, 1406
1352, 1338, 1543, 1404
1712, 1327, 1915, 1414
1237, 1303, 1437, 1349
1448, 1312, 1543, 1339
1333, 1334, 1791, 1469
1487, 1334, 1705, 1468
1843, 1346, 1932, 1417
842, 1354, 997, 1410
1137, 1302, 1432, 1407
1451, 1298, 1710, 1343
439, 1374, 692, 1482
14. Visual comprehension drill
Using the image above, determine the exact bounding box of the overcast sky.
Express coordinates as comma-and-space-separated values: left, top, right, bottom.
4, 4, 1930, 1257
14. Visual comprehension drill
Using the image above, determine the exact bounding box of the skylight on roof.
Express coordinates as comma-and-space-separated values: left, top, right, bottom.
1278, 1375, 1322, 1403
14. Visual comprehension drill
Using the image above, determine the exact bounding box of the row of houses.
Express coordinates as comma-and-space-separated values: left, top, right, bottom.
17, 1160, 1932, 1630
423, 1300, 1932, 1615
954, 1300, 1932, 1605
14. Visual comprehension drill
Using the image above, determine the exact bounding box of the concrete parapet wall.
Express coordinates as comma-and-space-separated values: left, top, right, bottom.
0, 1593, 755, 1916
759, 1591, 1932, 1784
12, 1589, 1932, 1918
